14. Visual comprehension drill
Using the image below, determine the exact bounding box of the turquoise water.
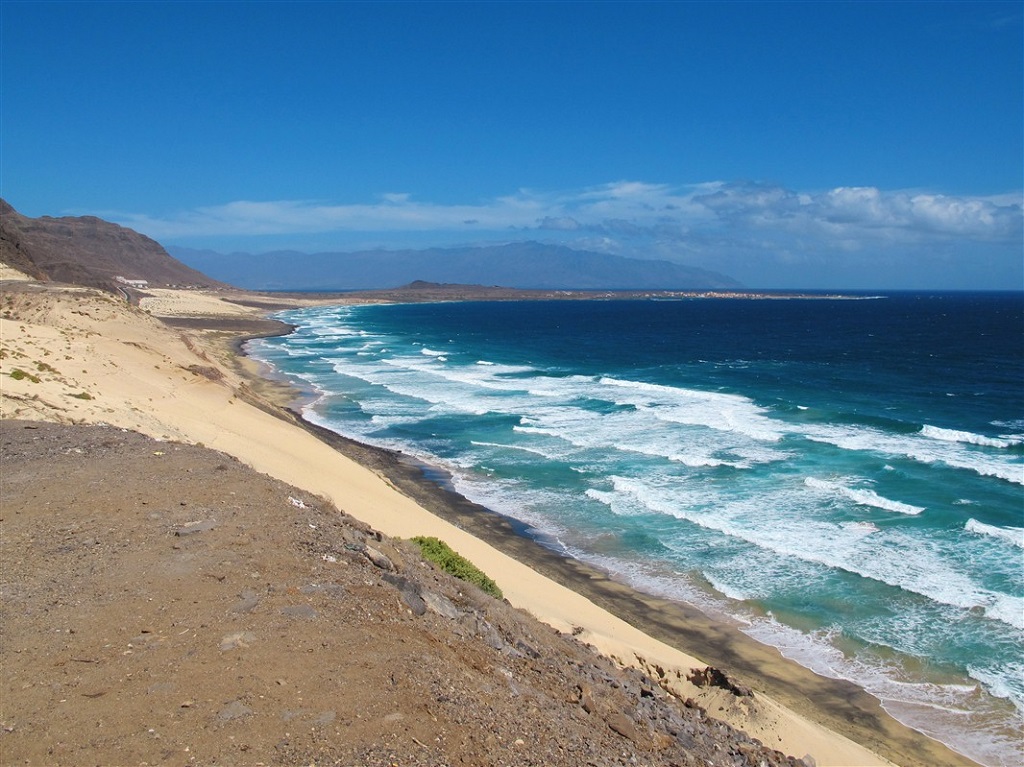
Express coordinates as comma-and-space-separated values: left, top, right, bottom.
248, 293, 1023, 766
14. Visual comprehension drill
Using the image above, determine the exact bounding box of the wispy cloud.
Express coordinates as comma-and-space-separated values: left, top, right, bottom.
110, 180, 1022, 242
102, 180, 1022, 286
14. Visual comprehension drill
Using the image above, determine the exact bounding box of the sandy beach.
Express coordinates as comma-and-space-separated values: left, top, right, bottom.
0, 276, 981, 767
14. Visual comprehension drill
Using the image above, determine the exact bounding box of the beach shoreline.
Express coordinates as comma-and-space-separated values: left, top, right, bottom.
221, 291, 986, 767
0, 279, 985, 767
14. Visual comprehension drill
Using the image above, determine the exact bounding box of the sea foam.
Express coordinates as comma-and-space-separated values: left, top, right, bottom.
921, 424, 1023, 449
804, 423, 1024, 485
804, 477, 924, 515
250, 295, 1024, 767
965, 519, 1024, 549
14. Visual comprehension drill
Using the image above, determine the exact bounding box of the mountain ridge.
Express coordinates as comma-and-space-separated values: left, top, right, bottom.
169, 241, 743, 291
0, 200, 226, 291
0, 199, 742, 292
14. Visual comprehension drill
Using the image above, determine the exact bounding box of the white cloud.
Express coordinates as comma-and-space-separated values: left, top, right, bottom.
111, 181, 1021, 245
683, 182, 1021, 242
104, 180, 1022, 286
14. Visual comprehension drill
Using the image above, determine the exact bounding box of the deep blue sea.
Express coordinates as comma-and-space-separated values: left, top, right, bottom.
248, 292, 1024, 766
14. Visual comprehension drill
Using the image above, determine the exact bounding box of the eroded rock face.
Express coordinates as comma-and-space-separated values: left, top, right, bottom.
688, 666, 755, 698
1, 420, 806, 767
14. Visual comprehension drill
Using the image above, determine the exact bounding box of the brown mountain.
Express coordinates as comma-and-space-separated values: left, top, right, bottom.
0, 199, 225, 292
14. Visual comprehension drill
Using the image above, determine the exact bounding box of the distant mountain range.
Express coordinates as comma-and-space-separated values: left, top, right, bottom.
0, 199, 741, 292
168, 242, 742, 291
0, 200, 223, 291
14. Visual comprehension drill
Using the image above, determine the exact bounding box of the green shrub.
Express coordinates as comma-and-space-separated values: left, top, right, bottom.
9, 368, 40, 383
410, 536, 503, 599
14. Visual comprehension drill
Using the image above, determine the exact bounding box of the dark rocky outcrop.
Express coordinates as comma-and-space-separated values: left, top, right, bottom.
0, 199, 226, 292
688, 666, 755, 698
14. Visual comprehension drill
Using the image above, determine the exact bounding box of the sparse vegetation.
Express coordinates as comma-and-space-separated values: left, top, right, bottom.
410, 536, 503, 599
9, 368, 41, 383
187, 364, 224, 381
71, 391, 93, 400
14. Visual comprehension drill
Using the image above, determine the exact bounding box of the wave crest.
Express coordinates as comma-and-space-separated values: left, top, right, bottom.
805, 477, 924, 515
966, 519, 1024, 549
921, 424, 1022, 449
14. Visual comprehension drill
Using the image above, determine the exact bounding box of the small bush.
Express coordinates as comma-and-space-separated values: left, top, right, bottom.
71, 391, 93, 400
9, 368, 40, 383
410, 536, 503, 599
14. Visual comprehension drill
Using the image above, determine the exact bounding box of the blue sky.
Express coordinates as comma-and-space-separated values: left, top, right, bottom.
2, 1, 1021, 289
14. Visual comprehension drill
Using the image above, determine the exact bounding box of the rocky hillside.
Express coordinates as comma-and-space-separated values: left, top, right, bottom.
1, 420, 812, 767
0, 199, 225, 292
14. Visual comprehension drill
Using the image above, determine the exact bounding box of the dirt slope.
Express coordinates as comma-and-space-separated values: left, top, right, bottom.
0, 420, 809, 767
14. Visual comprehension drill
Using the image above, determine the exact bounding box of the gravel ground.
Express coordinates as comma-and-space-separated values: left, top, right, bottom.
1, 420, 810, 767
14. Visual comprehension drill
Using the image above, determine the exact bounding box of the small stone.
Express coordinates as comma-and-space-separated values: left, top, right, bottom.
606, 711, 640, 742
578, 685, 597, 714
364, 546, 394, 571
515, 639, 540, 659
229, 591, 260, 614
280, 604, 317, 620
174, 519, 218, 536
401, 589, 427, 616
218, 700, 253, 720
219, 631, 256, 651
314, 710, 336, 725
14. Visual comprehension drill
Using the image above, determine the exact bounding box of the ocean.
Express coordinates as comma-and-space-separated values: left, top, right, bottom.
247, 291, 1023, 766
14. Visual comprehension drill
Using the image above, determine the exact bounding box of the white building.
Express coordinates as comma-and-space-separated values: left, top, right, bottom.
115, 276, 149, 288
